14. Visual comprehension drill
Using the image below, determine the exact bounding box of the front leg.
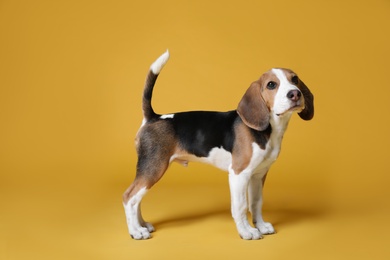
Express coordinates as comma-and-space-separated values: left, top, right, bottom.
248, 169, 275, 235
228, 167, 262, 240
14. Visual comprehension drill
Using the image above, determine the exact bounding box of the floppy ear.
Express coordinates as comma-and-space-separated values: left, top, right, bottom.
237, 82, 270, 131
297, 79, 314, 120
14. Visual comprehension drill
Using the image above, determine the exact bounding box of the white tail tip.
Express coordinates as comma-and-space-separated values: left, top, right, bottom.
150, 50, 170, 74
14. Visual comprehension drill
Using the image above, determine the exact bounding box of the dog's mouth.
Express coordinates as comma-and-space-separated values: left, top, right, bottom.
276, 104, 304, 117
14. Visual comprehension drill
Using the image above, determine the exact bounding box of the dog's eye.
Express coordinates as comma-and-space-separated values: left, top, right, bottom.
291, 75, 299, 85
266, 81, 277, 90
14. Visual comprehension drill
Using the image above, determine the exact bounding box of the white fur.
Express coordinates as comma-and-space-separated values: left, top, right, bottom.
123, 187, 154, 239
206, 147, 232, 170
248, 168, 275, 235
229, 166, 262, 239
160, 113, 175, 119
150, 50, 170, 74
140, 118, 147, 127
272, 68, 302, 116
169, 147, 232, 170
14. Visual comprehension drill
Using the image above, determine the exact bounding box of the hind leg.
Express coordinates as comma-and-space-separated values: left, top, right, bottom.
137, 203, 155, 233
123, 120, 175, 239
123, 156, 170, 239
123, 181, 151, 239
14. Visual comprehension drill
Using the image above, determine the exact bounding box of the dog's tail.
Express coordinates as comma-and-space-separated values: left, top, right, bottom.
142, 50, 170, 121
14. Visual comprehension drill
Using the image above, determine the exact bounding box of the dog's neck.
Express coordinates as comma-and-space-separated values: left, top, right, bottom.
269, 112, 292, 140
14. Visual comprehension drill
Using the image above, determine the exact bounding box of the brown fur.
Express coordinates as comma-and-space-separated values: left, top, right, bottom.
231, 122, 255, 174
237, 81, 269, 131
123, 121, 176, 203
259, 71, 280, 110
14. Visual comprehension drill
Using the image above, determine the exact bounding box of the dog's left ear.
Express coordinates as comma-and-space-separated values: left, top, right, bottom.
237, 82, 270, 131
297, 79, 314, 120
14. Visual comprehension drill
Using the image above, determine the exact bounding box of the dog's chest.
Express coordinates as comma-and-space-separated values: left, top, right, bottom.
251, 116, 291, 171
252, 134, 282, 171
205, 128, 283, 173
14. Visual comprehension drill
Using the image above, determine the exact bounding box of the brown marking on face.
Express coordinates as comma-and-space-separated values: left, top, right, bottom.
258, 70, 280, 112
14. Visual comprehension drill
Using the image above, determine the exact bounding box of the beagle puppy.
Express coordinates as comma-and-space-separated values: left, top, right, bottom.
123, 51, 314, 240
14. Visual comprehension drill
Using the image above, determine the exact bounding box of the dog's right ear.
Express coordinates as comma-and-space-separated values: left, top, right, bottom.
297, 79, 314, 121
237, 82, 270, 131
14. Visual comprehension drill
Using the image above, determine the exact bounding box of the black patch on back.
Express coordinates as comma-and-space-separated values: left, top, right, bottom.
170, 111, 238, 157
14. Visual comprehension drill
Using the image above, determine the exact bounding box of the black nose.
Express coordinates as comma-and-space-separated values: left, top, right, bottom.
287, 90, 302, 101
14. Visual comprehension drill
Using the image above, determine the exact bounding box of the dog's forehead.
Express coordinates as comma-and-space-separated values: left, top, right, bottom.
259, 69, 279, 83
271, 68, 297, 81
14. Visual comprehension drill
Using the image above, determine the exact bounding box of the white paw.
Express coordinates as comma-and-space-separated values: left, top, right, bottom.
130, 227, 151, 240
239, 227, 263, 240
143, 222, 155, 233
257, 222, 275, 235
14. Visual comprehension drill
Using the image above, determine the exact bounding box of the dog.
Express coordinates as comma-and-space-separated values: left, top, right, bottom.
123, 50, 314, 240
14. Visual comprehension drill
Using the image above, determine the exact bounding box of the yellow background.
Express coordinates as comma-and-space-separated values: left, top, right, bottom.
1, 0, 390, 259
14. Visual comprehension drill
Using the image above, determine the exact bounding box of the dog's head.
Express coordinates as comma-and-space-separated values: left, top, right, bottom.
237, 68, 314, 131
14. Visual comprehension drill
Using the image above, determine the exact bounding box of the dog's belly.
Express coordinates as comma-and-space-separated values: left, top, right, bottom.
170, 147, 232, 171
